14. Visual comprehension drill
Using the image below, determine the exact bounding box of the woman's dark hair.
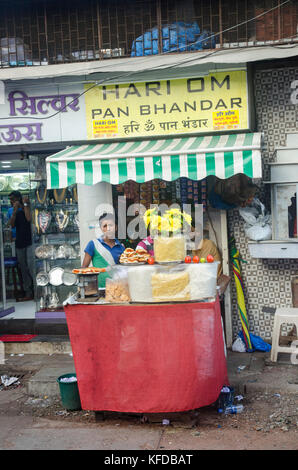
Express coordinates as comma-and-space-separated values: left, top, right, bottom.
99, 212, 117, 226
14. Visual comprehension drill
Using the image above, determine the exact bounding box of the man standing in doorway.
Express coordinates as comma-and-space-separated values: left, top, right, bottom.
9, 190, 34, 301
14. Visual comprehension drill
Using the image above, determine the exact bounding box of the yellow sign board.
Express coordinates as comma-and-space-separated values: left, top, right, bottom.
85, 70, 249, 139
92, 119, 118, 138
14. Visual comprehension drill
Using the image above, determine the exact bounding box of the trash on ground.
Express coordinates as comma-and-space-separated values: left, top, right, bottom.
1, 375, 20, 387
232, 336, 246, 352
224, 404, 244, 415
235, 395, 244, 401
217, 386, 234, 413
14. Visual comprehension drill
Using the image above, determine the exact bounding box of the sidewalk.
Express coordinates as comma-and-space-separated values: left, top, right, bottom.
1, 340, 298, 399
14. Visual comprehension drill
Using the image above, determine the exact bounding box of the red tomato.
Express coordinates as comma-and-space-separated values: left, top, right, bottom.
148, 257, 155, 265
207, 254, 214, 263
192, 256, 200, 263
184, 256, 192, 263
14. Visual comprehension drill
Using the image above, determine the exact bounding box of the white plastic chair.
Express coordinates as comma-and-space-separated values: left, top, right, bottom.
271, 308, 298, 362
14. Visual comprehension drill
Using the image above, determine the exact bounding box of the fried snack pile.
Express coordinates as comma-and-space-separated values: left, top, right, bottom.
120, 247, 150, 264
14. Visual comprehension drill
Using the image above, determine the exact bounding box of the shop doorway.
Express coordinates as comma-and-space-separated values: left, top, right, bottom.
0, 156, 35, 320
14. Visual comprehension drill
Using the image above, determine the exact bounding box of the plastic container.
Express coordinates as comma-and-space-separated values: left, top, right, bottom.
224, 404, 244, 415
57, 373, 81, 411
187, 262, 219, 300
154, 236, 186, 263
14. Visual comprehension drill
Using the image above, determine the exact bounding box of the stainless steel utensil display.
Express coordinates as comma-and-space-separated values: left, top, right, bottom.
48, 267, 64, 286
36, 271, 49, 286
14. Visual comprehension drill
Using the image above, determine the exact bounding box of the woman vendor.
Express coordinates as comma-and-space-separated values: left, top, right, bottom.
82, 212, 125, 288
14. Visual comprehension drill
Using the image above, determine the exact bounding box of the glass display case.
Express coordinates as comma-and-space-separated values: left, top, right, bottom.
29, 155, 81, 312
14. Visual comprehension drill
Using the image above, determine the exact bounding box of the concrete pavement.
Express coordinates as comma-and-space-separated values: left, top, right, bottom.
1, 342, 298, 450
1, 340, 298, 398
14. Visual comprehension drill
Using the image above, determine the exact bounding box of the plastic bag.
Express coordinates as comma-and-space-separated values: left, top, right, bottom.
131, 22, 216, 57
187, 262, 219, 301
238, 331, 271, 352
239, 198, 272, 241
232, 336, 246, 352
105, 266, 131, 303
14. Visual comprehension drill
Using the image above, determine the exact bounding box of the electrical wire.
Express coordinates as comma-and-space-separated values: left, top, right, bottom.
0, 0, 294, 122
0, 48, 223, 121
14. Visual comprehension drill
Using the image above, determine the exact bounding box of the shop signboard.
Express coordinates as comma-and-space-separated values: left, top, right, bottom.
0, 83, 87, 146
85, 69, 249, 139
0, 69, 249, 146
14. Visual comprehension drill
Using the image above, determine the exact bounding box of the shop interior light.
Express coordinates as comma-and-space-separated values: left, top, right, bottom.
1, 165, 11, 168
1, 161, 11, 164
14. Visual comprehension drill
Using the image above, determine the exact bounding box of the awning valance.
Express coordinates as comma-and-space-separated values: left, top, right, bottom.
46, 133, 262, 189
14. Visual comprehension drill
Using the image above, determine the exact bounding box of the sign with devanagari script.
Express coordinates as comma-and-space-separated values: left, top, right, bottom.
0, 83, 87, 146
85, 70, 249, 140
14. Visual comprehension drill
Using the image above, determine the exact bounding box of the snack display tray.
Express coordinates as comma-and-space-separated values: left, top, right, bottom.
120, 262, 146, 266
155, 260, 184, 265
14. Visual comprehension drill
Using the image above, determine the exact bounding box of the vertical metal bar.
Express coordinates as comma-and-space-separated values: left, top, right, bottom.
35, 3, 41, 65
156, 0, 162, 54
67, 1, 72, 62
219, 0, 223, 47
96, 0, 103, 59
43, 0, 49, 63
296, 184, 298, 240
278, 0, 281, 41
0, 213, 7, 310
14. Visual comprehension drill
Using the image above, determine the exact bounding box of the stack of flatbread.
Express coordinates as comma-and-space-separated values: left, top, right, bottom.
120, 247, 150, 264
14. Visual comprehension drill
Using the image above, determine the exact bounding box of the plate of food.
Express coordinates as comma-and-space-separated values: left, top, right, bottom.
72, 267, 103, 275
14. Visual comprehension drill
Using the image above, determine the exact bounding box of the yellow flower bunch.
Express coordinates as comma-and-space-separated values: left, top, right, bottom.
143, 207, 192, 233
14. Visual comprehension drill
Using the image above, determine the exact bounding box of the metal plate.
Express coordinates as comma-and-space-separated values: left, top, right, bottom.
48, 267, 64, 286
36, 271, 49, 286
62, 271, 78, 286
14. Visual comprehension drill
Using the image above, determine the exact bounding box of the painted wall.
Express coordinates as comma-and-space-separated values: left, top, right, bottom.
229, 64, 298, 341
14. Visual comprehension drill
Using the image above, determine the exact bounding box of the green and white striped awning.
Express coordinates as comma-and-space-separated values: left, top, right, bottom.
46, 133, 262, 189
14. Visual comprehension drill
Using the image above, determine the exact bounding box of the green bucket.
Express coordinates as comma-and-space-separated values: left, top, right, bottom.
57, 373, 82, 411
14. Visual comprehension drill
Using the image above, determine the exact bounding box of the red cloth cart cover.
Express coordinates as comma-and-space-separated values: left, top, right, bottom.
64, 298, 228, 413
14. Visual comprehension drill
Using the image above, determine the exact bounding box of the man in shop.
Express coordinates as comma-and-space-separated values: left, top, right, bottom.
8, 190, 34, 301
82, 212, 125, 288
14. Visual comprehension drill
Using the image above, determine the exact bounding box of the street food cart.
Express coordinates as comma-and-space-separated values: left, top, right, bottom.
45, 132, 262, 412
